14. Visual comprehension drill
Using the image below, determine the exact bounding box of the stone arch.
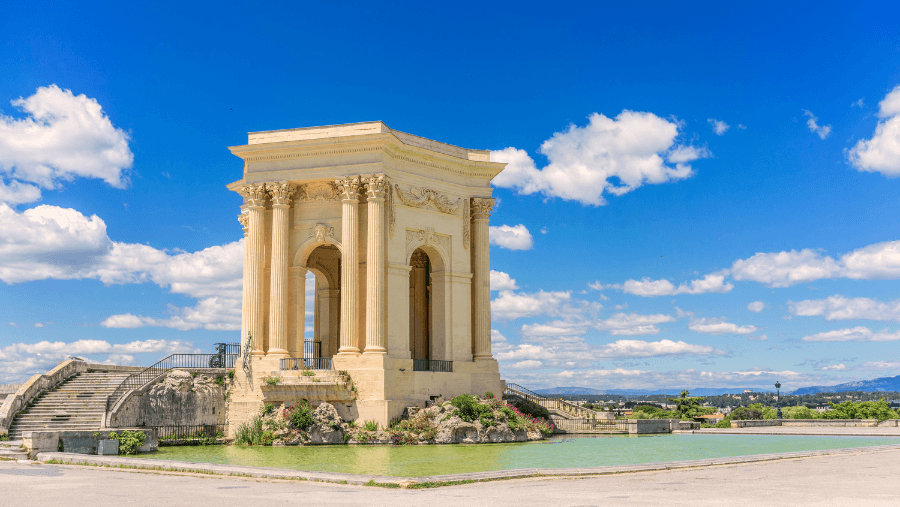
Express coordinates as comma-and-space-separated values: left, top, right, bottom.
408, 247, 450, 362
301, 244, 341, 360
404, 229, 449, 272
292, 224, 342, 268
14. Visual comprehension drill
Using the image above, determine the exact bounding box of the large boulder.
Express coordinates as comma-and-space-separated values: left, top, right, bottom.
307, 403, 346, 444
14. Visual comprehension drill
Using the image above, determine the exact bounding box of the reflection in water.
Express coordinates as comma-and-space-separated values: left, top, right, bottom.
145, 434, 896, 478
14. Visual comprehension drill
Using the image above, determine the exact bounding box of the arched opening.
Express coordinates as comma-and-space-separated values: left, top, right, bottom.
409, 248, 431, 361
305, 244, 341, 364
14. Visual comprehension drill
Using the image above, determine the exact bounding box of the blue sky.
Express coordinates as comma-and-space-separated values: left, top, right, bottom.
2, 1, 900, 390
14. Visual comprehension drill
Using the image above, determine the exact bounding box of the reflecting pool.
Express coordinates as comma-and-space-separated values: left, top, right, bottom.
143, 434, 898, 477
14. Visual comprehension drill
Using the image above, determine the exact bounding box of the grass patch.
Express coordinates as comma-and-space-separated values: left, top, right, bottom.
364, 479, 401, 488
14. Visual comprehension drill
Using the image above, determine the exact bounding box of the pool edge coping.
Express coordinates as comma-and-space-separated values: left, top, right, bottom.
32, 443, 900, 488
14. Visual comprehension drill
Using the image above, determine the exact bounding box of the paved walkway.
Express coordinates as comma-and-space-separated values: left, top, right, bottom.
687, 426, 900, 437
2, 446, 899, 506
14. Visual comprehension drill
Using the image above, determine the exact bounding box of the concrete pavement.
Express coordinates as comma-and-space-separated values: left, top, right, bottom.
3, 445, 900, 506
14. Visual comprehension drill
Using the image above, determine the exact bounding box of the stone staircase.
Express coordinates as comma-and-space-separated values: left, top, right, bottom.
6, 371, 131, 441
0, 440, 28, 461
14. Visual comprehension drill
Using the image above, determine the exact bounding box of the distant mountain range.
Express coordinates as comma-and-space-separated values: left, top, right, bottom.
791, 375, 900, 395
534, 376, 900, 397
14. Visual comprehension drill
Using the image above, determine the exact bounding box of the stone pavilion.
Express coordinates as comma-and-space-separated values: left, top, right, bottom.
225, 122, 506, 432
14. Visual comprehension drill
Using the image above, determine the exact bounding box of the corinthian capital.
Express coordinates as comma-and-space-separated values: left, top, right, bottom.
471, 197, 495, 220
335, 176, 361, 202
238, 211, 249, 235
240, 183, 267, 207
362, 173, 387, 200
267, 181, 295, 206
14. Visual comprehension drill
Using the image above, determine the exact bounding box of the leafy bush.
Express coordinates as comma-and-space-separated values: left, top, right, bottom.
363, 420, 379, 432
235, 416, 268, 445
505, 397, 551, 421
286, 400, 315, 430
214, 375, 225, 386
301, 368, 316, 377
729, 407, 763, 420
714, 418, 732, 428
484, 391, 495, 399
822, 399, 899, 421
227, 369, 235, 380
108, 430, 146, 455
263, 375, 280, 386
782, 406, 822, 420
260, 403, 275, 416
450, 394, 494, 423
0, 433, 9, 441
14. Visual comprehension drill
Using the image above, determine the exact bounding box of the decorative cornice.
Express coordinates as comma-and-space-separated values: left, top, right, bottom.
335, 176, 362, 202
395, 184, 462, 214
240, 183, 267, 207
471, 197, 495, 220
267, 181, 295, 206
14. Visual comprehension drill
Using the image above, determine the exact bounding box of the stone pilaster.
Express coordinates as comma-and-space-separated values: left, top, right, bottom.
241, 183, 267, 356
471, 197, 495, 360
289, 266, 307, 359
336, 176, 361, 354
266, 182, 294, 357
363, 174, 387, 354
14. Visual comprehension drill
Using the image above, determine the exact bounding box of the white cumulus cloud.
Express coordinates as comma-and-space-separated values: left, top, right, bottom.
491, 111, 709, 206
689, 317, 757, 335
849, 85, 900, 176
489, 224, 534, 250
491, 290, 574, 320
803, 109, 832, 139
490, 270, 519, 291
790, 295, 900, 322
597, 273, 732, 297
802, 326, 900, 342
708, 119, 730, 136
747, 301, 766, 313
0, 85, 133, 205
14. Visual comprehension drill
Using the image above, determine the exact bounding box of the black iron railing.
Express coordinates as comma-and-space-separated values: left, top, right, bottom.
106, 354, 238, 416
281, 357, 332, 370
504, 383, 608, 420
304, 339, 321, 359
154, 424, 225, 441
214, 342, 241, 356
412, 359, 453, 372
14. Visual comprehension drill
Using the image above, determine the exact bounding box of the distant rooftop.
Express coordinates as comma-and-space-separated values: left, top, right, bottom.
246, 121, 491, 162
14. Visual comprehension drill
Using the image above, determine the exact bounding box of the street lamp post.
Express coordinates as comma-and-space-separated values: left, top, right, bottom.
775, 381, 782, 419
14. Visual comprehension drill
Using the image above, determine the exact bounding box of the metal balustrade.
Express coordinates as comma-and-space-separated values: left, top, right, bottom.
281, 357, 332, 370
105, 353, 237, 417
154, 424, 225, 441
504, 382, 611, 420
550, 418, 629, 432
412, 359, 453, 372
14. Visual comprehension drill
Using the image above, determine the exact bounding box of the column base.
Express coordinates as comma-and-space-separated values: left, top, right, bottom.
265, 348, 289, 358
474, 354, 494, 361
337, 348, 361, 355
363, 346, 387, 354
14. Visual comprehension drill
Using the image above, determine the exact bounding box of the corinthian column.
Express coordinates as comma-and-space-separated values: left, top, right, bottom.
238, 209, 249, 356
241, 183, 267, 356
471, 197, 495, 360
266, 181, 294, 357
362, 174, 387, 354
336, 176, 361, 354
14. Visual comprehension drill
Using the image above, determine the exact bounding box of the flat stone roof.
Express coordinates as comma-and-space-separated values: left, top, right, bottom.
246, 121, 491, 162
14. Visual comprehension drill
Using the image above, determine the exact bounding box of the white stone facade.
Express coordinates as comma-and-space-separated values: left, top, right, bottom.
225, 122, 506, 431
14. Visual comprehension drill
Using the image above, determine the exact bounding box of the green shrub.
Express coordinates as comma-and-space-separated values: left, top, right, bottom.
822, 399, 899, 421
484, 391, 495, 399
0, 433, 8, 441
782, 406, 822, 420
506, 397, 551, 421
301, 368, 316, 377
288, 400, 315, 430
264, 375, 280, 386
227, 369, 235, 380
714, 418, 732, 428
214, 375, 225, 386
108, 430, 146, 455
363, 420, 379, 432
729, 407, 763, 420
450, 394, 494, 423
235, 416, 267, 445
260, 403, 275, 416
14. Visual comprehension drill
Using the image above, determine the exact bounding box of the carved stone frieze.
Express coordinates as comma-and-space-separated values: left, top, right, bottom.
395, 184, 462, 214
386, 184, 396, 238
296, 181, 341, 203
462, 199, 470, 249
308, 223, 336, 243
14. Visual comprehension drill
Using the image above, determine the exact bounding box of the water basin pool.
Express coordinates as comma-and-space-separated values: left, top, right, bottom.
144, 434, 897, 477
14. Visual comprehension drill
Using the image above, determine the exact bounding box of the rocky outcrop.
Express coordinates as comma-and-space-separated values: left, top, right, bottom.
111, 370, 227, 428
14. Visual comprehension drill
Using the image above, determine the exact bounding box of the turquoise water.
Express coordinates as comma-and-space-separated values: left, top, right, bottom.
144, 434, 898, 477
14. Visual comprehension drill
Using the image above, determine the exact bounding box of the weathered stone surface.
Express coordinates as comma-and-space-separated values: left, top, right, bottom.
110, 370, 227, 429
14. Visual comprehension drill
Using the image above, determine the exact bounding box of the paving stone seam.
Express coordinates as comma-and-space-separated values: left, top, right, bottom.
30, 443, 900, 488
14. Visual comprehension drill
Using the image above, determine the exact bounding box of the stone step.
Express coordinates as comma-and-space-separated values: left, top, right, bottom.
0, 450, 30, 460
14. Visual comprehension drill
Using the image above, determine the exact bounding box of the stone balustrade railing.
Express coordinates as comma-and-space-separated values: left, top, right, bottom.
0, 359, 87, 435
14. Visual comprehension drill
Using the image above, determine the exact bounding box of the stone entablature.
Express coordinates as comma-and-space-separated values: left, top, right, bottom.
225, 122, 506, 432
